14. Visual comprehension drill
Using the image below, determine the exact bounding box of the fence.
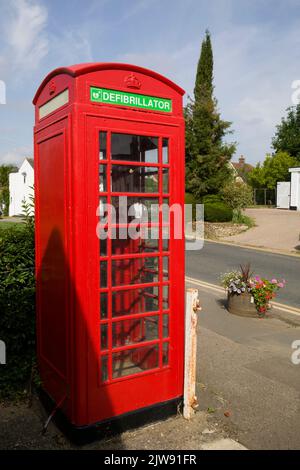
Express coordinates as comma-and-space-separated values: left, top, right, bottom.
253, 188, 276, 206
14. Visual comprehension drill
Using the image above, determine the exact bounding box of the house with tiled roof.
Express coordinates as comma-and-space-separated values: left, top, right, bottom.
230, 155, 254, 183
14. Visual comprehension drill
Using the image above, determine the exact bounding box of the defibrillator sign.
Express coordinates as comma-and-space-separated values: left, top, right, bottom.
90, 87, 172, 113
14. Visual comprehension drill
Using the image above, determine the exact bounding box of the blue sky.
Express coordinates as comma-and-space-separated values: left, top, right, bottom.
1, 0, 300, 166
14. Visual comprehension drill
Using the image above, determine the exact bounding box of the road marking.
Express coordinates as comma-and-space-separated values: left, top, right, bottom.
200, 238, 300, 259
185, 276, 300, 317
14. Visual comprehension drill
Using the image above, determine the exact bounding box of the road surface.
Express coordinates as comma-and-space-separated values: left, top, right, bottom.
186, 240, 300, 308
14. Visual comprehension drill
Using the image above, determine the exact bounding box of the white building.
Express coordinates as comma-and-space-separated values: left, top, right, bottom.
276, 167, 300, 210
9, 158, 34, 216
289, 167, 300, 211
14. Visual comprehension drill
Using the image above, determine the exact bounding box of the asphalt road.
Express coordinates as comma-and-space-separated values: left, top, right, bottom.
186, 240, 300, 308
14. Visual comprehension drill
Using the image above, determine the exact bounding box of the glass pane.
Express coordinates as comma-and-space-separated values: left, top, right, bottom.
100, 293, 108, 319
99, 131, 107, 160
112, 285, 159, 317
112, 344, 159, 378
112, 257, 159, 286
111, 133, 158, 163
100, 237, 107, 256
162, 226, 169, 251
163, 314, 169, 338
163, 285, 169, 310
162, 168, 169, 193
111, 229, 159, 255
162, 198, 169, 223
100, 324, 108, 350
112, 315, 159, 348
162, 138, 169, 164
100, 261, 107, 287
98, 196, 108, 223
162, 342, 169, 366
163, 257, 169, 279
99, 164, 107, 192
111, 165, 159, 193
111, 196, 159, 224
101, 355, 108, 382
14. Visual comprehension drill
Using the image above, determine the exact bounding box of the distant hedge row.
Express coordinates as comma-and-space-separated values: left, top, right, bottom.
185, 193, 233, 223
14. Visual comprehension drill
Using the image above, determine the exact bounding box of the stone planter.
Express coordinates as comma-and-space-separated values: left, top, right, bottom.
227, 291, 259, 317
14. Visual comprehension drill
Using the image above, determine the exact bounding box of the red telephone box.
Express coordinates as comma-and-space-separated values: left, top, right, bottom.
33, 63, 185, 434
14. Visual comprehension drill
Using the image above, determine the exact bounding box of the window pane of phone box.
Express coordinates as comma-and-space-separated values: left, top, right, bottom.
111, 227, 159, 255
112, 315, 159, 348
112, 344, 159, 378
112, 285, 159, 317
111, 197, 159, 224
112, 165, 159, 193
112, 257, 159, 286
111, 133, 158, 164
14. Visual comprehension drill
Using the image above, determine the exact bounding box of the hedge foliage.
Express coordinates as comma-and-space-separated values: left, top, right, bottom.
202, 194, 224, 204
204, 202, 233, 222
0, 223, 35, 398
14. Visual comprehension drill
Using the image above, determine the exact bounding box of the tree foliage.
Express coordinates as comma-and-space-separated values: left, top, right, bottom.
272, 104, 300, 163
248, 152, 298, 189
185, 30, 236, 200
221, 181, 253, 211
0, 164, 17, 216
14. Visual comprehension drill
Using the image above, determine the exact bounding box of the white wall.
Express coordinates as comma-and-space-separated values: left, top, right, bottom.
9, 159, 34, 216
289, 168, 300, 211
276, 181, 290, 209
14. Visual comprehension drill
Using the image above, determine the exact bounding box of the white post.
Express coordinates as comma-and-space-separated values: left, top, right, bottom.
183, 288, 200, 419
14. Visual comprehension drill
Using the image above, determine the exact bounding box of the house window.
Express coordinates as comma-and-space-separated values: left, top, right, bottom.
22, 172, 27, 184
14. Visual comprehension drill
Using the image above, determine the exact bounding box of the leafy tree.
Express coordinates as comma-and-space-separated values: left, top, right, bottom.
248, 152, 297, 189
221, 181, 253, 216
272, 104, 300, 162
185, 30, 236, 200
0, 164, 17, 216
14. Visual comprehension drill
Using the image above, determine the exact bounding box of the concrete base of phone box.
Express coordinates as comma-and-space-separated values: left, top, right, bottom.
39, 389, 182, 445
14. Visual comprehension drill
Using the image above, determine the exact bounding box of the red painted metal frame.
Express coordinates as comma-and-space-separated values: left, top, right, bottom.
33, 63, 185, 427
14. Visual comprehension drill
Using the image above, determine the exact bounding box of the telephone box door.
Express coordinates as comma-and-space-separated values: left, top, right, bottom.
86, 116, 184, 422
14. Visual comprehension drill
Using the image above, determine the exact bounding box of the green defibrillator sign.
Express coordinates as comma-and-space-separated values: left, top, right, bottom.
90, 87, 172, 113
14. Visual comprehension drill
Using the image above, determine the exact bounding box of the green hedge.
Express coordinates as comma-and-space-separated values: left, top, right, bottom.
204, 202, 233, 222
185, 192, 197, 221
0, 224, 35, 398
202, 194, 224, 204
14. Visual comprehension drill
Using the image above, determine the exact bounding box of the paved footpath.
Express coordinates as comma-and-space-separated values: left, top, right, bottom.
222, 208, 300, 253
190, 284, 300, 450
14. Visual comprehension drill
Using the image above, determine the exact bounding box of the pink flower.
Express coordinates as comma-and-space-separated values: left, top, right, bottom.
271, 279, 277, 284
278, 282, 284, 288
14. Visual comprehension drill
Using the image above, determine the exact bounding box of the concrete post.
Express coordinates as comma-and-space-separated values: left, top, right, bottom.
183, 288, 200, 419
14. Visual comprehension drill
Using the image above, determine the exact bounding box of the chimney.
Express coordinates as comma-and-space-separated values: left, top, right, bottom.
239, 155, 245, 165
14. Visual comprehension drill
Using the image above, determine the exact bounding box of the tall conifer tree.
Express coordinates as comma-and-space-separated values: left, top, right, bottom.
185, 30, 236, 199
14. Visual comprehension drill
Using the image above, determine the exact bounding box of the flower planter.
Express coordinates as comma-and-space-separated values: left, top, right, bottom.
227, 291, 259, 317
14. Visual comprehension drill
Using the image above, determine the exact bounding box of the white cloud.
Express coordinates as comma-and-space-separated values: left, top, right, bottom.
48, 29, 93, 67
0, 0, 49, 78
117, 42, 198, 98
0, 145, 32, 166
